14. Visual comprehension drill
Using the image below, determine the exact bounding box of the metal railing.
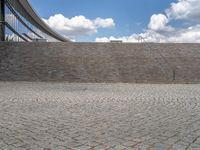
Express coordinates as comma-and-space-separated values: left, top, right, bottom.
138, 36, 176, 81
0, 0, 69, 42
1, 0, 42, 41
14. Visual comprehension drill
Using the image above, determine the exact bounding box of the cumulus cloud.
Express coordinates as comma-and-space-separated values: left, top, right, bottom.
148, 14, 174, 32
96, 31, 169, 43
96, 25, 200, 43
166, 0, 200, 21
94, 17, 115, 28
96, 0, 200, 43
43, 14, 115, 39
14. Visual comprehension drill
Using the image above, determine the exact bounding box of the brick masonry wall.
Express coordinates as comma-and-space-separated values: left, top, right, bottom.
0, 42, 200, 83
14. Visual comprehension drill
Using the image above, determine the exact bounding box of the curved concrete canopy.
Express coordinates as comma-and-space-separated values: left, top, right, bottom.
7, 0, 70, 42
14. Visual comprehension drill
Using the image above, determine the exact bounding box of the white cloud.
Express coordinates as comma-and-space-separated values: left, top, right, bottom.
94, 17, 115, 28
148, 14, 174, 32
43, 14, 115, 39
166, 0, 200, 21
96, 25, 200, 43
95, 37, 110, 42
95, 31, 168, 43
96, 0, 200, 43
5, 14, 16, 24
169, 25, 200, 43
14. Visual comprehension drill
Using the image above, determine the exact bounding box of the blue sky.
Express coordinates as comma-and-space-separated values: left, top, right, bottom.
29, 0, 200, 42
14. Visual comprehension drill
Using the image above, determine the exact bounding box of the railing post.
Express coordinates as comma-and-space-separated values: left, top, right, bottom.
0, 0, 5, 41
173, 69, 175, 81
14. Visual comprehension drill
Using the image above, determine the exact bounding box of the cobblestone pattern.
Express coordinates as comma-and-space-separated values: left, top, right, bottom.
0, 43, 200, 83
1, 82, 200, 150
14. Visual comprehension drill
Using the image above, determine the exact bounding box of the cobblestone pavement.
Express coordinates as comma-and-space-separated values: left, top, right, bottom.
1, 82, 200, 150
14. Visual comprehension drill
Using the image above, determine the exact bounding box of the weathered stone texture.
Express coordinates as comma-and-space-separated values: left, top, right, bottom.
0, 42, 200, 83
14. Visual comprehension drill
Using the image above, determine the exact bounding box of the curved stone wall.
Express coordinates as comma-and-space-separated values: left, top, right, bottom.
0, 43, 200, 83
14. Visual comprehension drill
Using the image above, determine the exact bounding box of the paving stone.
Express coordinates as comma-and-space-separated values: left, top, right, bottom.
1, 82, 200, 150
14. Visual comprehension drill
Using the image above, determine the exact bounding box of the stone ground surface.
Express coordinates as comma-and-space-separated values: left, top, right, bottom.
1, 82, 200, 150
